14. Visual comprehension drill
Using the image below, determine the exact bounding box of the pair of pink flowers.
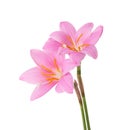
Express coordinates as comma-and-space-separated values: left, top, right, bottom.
20, 21, 103, 100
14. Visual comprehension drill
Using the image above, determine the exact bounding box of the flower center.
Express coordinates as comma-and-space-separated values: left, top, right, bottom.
40, 59, 62, 83
54, 70, 62, 79
63, 34, 89, 52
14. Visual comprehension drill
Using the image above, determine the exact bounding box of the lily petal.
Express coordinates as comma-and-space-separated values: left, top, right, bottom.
30, 49, 53, 68
56, 73, 73, 93
70, 52, 85, 64
31, 82, 56, 100
43, 38, 61, 54
60, 21, 76, 40
50, 31, 71, 46
62, 59, 77, 74
19, 67, 42, 84
85, 26, 103, 45
82, 45, 98, 59
75, 23, 94, 43
55, 84, 64, 93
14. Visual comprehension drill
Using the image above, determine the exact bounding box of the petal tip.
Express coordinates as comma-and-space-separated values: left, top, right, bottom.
19, 75, 24, 81
99, 25, 103, 33
19, 76, 22, 80
97, 25, 103, 34
30, 96, 35, 101
93, 54, 98, 59
30, 92, 38, 101
30, 49, 36, 56
60, 21, 69, 25
86, 22, 94, 27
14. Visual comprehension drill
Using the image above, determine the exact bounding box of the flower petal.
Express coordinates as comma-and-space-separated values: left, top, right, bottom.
30, 49, 53, 68
55, 84, 64, 93
62, 59, 77, 74
82, 45, 98, 59
70, 52, 85, 64
43, 38, 61, 54
54, 51, 75, 73
50, 31, 71, 46
60, 21, 76, 40
85, 26, 103, 45
31, 82, 56, 100
57, 47, 71, 55
75, 23, 94, 42
19, 67, 42, 84
55, 73, 73, 93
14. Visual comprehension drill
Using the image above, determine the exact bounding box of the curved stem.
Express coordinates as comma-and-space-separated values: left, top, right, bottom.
77, 65, 91, 130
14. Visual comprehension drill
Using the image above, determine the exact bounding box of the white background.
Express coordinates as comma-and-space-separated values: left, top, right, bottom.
0, 0, 114, 129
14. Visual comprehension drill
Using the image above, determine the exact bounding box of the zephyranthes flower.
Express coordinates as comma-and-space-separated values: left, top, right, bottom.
44, 21, 103, 64
20, 49, 77, 100
20, 21, 103, 130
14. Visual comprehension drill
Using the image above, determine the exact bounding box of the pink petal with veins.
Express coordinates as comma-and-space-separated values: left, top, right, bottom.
82, 45, 98, 59
70, 52, 85, 64
75, 23, 94, 44
50, 31, 71, 46
56, 73, 73, 93
85, 26, 103, 45
43, 38, 61, 54
30, 49, 53, 68
19, 67, 43, 84
31, 82, 56, 100
60, 21, 76, 40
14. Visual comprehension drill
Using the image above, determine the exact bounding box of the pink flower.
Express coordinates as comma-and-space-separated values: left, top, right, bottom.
43, 21, 103, 64
20, 49, 76, 100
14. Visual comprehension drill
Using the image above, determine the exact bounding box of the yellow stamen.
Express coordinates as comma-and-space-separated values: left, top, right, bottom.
76, 34, 83, 43
41, 72, 55, 77
47, 77, 59, 82
78, 43, 89, 51
61, 33, 89, 53
40, 61, 62, 83
53, 58, 60, 72
67, 35, 75, 47
40, 65, 53, 73
66, 45, 77, 51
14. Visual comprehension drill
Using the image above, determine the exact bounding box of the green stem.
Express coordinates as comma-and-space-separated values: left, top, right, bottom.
77, 65, 91, 130
74, 80, 86, 130
80, 104, 87, 130
82, 96, 91, 130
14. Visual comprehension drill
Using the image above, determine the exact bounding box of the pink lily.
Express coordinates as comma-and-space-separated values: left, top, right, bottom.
20, 49, 77, 100
43, 21, 103, 64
